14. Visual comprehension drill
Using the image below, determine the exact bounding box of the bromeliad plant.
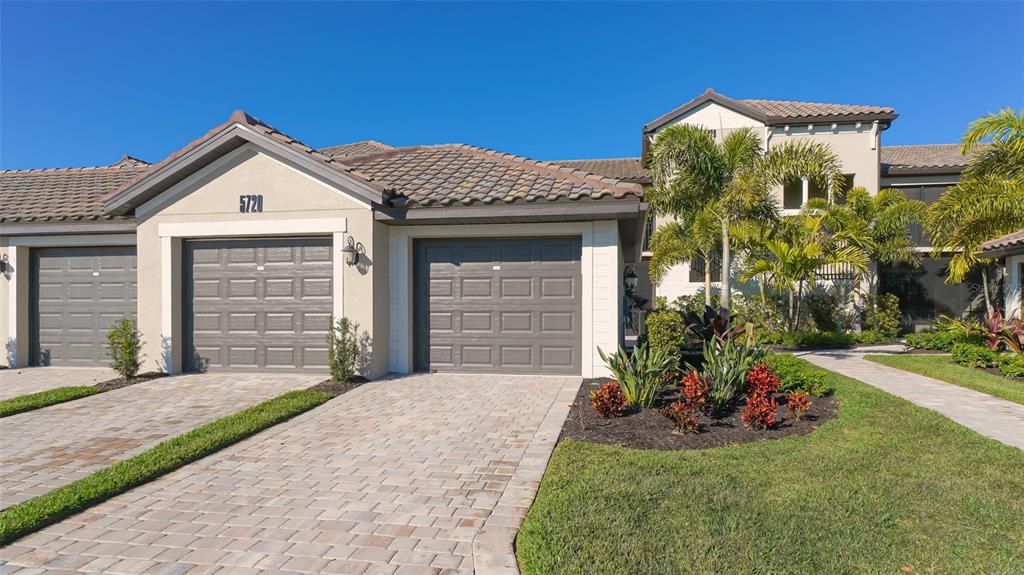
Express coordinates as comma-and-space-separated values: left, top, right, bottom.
598, 343, 676, 408
944, 310, 1024, 353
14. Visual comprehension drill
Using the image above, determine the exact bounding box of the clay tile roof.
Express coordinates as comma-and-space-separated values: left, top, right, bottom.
0, 157, 150, 223
552, 157, 650, 184
881, 144, 972, 175
979, 229, 1024, 255
740, 99, 895, 120
342, 144, 645, 207
319, 140, 393, 158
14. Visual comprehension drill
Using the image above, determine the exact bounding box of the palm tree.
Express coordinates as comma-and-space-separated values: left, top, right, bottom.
926, 107, 1024, 311
741, 214, 869, 332
816, 187, 927, 326
648, 125, 846, 314
648, 207, 720, 308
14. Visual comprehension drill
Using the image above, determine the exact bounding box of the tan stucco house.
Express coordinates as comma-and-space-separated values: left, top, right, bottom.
0, 111, 646, 377
0, 89, 984, 376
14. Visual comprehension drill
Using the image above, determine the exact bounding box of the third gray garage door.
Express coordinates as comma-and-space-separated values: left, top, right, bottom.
184, 238, 332, 372
414, 237, 581, 375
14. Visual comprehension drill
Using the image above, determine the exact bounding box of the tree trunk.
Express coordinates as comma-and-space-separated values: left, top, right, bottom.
703, 253, 713, 309
788, 287, 796, 332
720, 222, 731, 314
982, 267, 993, 314
794, 280, 804, 331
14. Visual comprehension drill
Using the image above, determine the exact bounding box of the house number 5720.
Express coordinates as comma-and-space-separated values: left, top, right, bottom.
239, 194, 263, 213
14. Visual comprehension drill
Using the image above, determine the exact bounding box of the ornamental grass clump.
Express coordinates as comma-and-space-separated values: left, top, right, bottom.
696, 334, 766, 410
597, 343, 675, 408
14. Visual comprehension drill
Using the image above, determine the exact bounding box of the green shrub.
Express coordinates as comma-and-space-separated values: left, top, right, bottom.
805, 292, 844, 332
695, 336, 766, 409
904, 330, 969, 352
762, 352, 831, 397
106, 318, 143, 379
853, 330, 898, 345
951, 343, 997, 369
645, 310, 688, 367
864, 293, 902, 338
327, 316, 369, 383
996, 353, 1024, 378
598, 343, 675, 408
777, 331, 856, 348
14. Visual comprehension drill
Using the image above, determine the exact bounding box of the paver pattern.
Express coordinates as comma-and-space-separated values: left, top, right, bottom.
0, 373, 580, 575
0, 366, 117, 401
1, 372, 320, 508
802, 351, 1024, 450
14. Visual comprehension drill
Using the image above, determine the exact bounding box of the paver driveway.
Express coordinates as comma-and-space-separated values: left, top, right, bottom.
0, 373, 581, 575
0, 372, 321, 508
0, 367, 118, 401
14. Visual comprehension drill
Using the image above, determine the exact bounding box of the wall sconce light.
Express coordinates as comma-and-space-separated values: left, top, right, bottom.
623, 264, 638, 293
341, 236, 360, 267
0, 254, 8, 275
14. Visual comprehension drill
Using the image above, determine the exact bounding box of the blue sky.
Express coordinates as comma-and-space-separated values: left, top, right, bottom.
2, 1, 1022, 170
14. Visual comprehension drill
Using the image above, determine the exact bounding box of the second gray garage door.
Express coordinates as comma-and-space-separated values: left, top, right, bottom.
184, 238, 332, 372
414, 237, 581, 375
30, 246, 138, 367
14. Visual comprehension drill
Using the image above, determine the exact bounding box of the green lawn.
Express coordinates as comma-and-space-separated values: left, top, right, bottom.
0, 386, 103, 418
0, 389, 332, 546
866, 354, 1024, 406
517, 361, 1024, 575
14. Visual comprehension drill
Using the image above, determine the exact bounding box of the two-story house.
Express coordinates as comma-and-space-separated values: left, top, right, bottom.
559, 88, 976, 329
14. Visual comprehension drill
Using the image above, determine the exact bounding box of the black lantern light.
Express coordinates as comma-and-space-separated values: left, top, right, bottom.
623, 264, 638, 293
341, 236, 359, 266
0, 253, 8, 275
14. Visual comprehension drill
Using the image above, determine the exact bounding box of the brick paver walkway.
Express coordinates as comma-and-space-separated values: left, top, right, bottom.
0, 373, 581, 575
0, 366, 118, 400
0, 372, 320, 508
802, 351, 1024, 450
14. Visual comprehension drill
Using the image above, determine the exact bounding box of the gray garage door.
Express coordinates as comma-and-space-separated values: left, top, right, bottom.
414, 237, 581, 375
184, 238, 333, 372
30, 246, 138, 367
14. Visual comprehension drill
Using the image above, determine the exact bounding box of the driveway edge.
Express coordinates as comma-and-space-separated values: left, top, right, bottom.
471, 376, 582, 575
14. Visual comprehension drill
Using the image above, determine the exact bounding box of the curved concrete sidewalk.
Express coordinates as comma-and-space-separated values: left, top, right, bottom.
801, 351, 1024, 450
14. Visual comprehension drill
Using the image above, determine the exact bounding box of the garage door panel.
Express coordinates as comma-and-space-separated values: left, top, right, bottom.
31, 247, 137, 367
414, 237, 581, 375
185, 238, 331, 372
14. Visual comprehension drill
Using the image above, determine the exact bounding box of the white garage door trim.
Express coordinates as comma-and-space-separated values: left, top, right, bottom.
388, 221, 621, 378
6, 234, 136, 368
157, 218, 346, 373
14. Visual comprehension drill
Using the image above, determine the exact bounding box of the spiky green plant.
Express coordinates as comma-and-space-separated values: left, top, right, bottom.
597, 343, 676, 408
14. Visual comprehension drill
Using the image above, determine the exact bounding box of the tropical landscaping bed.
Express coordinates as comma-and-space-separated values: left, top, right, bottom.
563, 377, 837, 450
517, 364, 1024, 575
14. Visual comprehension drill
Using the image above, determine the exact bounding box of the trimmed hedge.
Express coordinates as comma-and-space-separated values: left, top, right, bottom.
951, 343, 997, 369
0, 387, 103, 418
997, 353, 1024, 378
0, 389, 332, 545
762, 353, 831, 397
904, 330, 976, 352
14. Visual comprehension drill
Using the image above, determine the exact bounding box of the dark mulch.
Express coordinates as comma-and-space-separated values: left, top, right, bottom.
560, 378, 839, 451
981, 365, 1024, 382
308, 376, 369, 397
93, 372, 165, 391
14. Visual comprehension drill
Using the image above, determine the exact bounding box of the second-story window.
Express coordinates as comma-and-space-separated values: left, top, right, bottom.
783, 179, 803, 210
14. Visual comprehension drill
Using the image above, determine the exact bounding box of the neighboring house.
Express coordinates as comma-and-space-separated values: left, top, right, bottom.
0, 111, 646, 377
979, 230, 1024, 320
559, 88, 976, 327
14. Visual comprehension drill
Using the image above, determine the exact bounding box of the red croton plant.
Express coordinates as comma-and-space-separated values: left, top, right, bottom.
741, 363, 780, 430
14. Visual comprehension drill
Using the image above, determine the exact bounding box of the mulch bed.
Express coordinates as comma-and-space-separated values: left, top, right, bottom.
981, 366, 1024, 382
93, 372, 166, 391
308, 375, 368, 397
560, 378, 839, 451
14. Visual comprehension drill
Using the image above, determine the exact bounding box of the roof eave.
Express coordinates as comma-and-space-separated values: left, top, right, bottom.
882, 165, 965, 176
374, 198, 645, 225
0, 219, 137, 236
762, 112, 898, 126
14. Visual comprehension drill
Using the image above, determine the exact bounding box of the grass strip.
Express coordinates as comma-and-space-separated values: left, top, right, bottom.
0, 388, 332, 545
517, 357, 1024, 575
865, 353, 1024, 406
0, 386, 103, 418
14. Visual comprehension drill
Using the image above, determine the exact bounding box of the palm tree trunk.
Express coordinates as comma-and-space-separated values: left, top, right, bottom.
720, 222, 731, 313
981, 267, 993, 314
703, 253, 713, 309
795, 280, 804, 331
788, 288, 796, 332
